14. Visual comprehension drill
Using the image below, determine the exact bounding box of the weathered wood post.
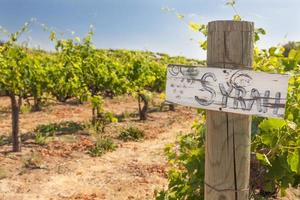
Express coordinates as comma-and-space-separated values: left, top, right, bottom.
205, 21, 254, 199
166, 19, 289, 200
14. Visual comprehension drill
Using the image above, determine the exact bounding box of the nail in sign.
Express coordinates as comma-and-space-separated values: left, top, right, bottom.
166, 64, 290, 118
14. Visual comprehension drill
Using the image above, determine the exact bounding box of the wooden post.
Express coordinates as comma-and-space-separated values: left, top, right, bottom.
10, 93, 21, 152
205, 21, 254, 200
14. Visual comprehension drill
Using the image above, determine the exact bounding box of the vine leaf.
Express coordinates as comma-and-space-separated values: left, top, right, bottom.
259, 118, 286, 131
233, 14, 241, 21
287, 150, 300, 173
188, 21, 201, 32
256, 152, 272, 166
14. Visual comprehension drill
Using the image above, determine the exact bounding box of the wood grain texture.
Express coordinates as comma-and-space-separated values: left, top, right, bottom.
205, 21, 254, 200
165, 65, 289, 118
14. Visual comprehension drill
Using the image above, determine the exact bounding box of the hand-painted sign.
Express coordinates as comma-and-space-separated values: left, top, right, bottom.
166, 64, 290, 118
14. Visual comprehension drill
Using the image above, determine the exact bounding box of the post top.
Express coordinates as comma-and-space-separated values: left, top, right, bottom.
208, 20, 254, 31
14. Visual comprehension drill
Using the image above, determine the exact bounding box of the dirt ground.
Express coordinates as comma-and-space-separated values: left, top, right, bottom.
0, 96, 299, 200
0, 96, 196, 200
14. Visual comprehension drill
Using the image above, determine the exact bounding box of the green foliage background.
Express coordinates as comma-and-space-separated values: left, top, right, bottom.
157, 4, 300, 199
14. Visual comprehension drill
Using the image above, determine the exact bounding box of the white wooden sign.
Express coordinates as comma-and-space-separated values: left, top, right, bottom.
166, 64, 290, 118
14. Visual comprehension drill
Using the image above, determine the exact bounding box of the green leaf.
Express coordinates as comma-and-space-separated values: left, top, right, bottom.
287, 121, 297, 130
188, 22, 201, 32
288, 49, 300, 61
75, 37, 80, 43
233, 15, 241, 21
264, 181, 276, 193
198, 40, 207, 50
49, 31, 56, 41
259, 118, 286, 132
226, 0, 236, 6
268, 156, 287, 179
287, 150, 300, 173
260, 133, 276, 146
177, 14, 184, 20
288, 49, 297, 59
256, 28, 266, 35
256, 152, 272, 166
254, 28, 266, 42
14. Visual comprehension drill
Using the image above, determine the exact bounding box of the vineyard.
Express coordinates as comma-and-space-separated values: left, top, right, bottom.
0, 23, 203, 199
0, 6, 300, 200
0, 23, 202, 152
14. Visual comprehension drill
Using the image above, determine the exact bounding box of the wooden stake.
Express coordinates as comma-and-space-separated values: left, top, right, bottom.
205, 21, 254, 200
